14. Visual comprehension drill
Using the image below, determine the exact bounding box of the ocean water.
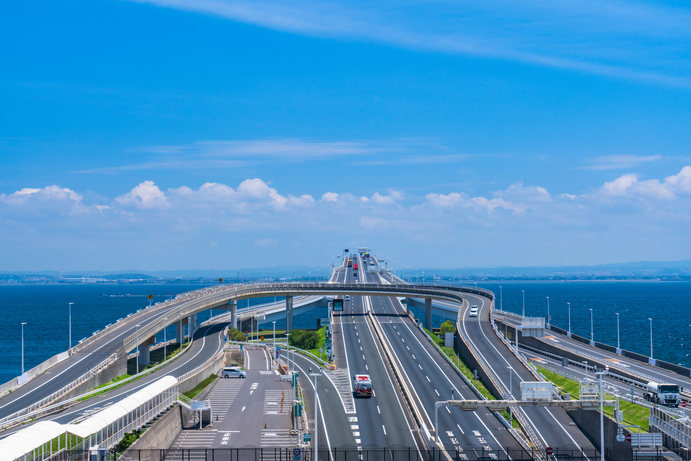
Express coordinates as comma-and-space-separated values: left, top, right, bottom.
0, 281, 688, 384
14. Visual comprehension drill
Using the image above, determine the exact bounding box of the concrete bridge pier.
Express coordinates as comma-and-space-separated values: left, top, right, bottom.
188, 314, 197, 338
425, 298, 432, 332
175, 317, 188, 344
286, 295, 293, 332
229, 300, 238, 330
139, 337, 156, 367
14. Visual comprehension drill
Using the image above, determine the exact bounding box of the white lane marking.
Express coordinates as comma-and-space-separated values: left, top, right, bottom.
377, 406, 381, 414
360, 346, 363, 351
412, 355, 416, 360
426, 376, 430, 382
365, 365, 368, 370
406, 346, 410, 350
418, 364, 423, 370
242, 406, 246, 411
457, 424, 465, 434
435, 389, 440, 396
363, 355, 366, 360
446, 407, 451, 413
382, 425, 387, 435
351, 425, 359, 429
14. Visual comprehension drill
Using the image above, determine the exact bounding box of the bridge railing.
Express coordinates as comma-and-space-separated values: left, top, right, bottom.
121, 283, 469, 353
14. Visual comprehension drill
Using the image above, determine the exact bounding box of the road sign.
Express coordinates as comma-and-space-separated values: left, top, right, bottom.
546, 447, 553, 456
219, 278, 223, 283
148, 294, 153, 300
293, 448, 301, 458
245, 332, 249, 337
683, 401, 687, 408
304, 433, 311, 442
276, 346, 281, 357
616, 433, 625, 443
625, 433, 632, 443
260, 336, 265, 342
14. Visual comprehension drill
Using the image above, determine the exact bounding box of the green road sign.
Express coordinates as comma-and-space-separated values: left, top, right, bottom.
304, 433, 311, 442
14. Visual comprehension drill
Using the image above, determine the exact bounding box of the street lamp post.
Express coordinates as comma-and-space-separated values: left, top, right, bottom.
648, 318, 653, 360
136, 324, 141, 373
546, 297, 549, 326
21, 322, 27, 374
310, 368, 323, 461
522, 290, 525, 318
615, 313, 620, 350
68, 302, 73, 350
500, 286, 503, 313
508, 366, 514, 427
272, 321, 277, 368
568, 302, 571, 335
596, 368, 607, 461
163, 317, 168, 362
590, 309, 594, 342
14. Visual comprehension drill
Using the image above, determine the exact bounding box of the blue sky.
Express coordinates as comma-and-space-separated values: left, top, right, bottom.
2, 0, 691, 271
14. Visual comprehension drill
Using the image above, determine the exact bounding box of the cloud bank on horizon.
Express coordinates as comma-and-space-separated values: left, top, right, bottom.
2, 162, 690, 271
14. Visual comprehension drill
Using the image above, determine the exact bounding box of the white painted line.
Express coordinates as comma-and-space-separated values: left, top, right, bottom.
418, 364, 422, 370
426, 376, 430, 382
412, 355, 416, 360
377, 406, 381, 414
242, 406, 246, 412
382, 425, 387, 435
435, 389, 440, 396
446, 407, 451, 413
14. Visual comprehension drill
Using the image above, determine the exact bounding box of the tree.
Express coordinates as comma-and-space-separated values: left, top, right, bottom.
440, 320, 456, 335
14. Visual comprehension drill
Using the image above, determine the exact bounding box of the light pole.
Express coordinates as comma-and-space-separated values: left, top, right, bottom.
615, 313, 620, 350
21, 322, 27, 374
648, 318, 653, 359
68, 302, 73, 349
136, 324, 141, 373
500, 286, 503, 312
546, 297, 549, 325
272, 321, 276, 368
163, 317, 168, 362
590, 309, 594, 342
310, 368, 323, 461
508, 366, 514, 427
596, 368, 607, 461
568, 302, 571, 335
522, 290, 525, 318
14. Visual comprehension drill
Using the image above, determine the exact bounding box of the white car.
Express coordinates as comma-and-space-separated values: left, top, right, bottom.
469, 306, 479, 317
222, 366, 247, 378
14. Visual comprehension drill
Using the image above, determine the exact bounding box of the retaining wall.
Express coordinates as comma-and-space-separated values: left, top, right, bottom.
454, 331, 502, 400
178, 353, 224, 395
567, 410, 632, 461
122, 405, 184, 461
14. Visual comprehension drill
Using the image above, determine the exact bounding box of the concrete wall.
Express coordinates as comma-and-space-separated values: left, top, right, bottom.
178, 353, 223, 395
454, 329, 502, 400
122, 405, 184, 461
567, 410, 633, 461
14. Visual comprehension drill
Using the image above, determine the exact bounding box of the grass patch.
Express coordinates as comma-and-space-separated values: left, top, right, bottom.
304, 327, 328, 359
536, 366, 649, 432
182, 375, 217, 400
114, 429, 143, 454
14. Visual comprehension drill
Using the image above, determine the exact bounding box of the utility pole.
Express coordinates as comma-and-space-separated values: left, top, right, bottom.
596, 368, 607, 461
590, 308, 594, 342
499, 286, 502, 312
68, 302, 73, 350
310, 368, 323, 461
21, 322, 27, 374
522, 290, 525, 317
163, 317, 168, 362
648, 318, 653, 359
615, 313, 620, 350
546, 297, 549, 325
136, 324, 141, 373
568, 302, 571, 335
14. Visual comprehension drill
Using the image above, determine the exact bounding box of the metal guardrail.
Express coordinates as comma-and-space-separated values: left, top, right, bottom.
0, 352, 118, 429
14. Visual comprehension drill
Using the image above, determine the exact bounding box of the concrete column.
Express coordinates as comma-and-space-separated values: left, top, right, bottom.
176, 318, 188, 344
425, 298, 432, 332
229, 300, 238, 330
286, 295, 294, 332
188, 314, 197, 338
139, 337, 156, 366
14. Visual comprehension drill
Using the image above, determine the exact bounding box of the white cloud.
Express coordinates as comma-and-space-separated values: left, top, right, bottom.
598, 167, 691, 200
321, 192, 339, 202
128, 0, 691, 86
581, 154, 662, 170
114, 180, 171, 209
0, 185, 83, 205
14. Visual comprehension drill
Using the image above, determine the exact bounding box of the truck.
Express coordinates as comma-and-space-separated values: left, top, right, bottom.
353, 263, 359, 270
348, 259, 353, 267
644, 381, 681, 407
353, 374, 372, 397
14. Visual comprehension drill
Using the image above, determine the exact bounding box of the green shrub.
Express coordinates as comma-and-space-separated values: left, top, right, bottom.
115, 429, 142, 452
289, 330, 321, 349
227, 328, 247, 342
440, 320, 456, 335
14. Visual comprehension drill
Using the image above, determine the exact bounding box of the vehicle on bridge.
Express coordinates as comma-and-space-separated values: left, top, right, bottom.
353, 263, 358, 270
348, 258, 353, 267
644, 381, 681, 407
469, 305, 478, 317
353, 374, 372, 397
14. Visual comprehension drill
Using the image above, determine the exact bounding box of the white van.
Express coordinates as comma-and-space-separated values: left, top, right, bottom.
222, 367, 247, 378
469, 305, 479, 317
